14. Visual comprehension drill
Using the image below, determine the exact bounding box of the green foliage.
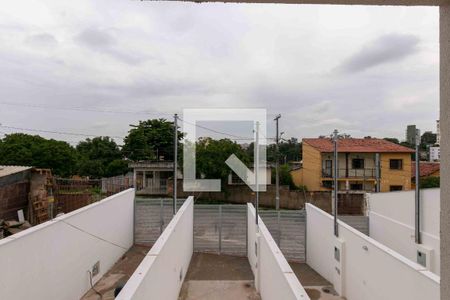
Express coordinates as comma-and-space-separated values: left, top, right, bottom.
421, 131, 437, 147
76, 137, 126, 178
196, 138, 250, 187
384, 137, 400, 144
0, 133, 77, 177
279, 164, 298, 190
246, 138, 301, 163
420, 176, 440, 189
122, 119, 182, 161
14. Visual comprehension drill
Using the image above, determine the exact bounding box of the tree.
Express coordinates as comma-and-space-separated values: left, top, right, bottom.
245, 137, 302, 163
196, 138, 250, 188
122, 119, 182, 161
420, 176, 440, 189
0, 133, 77, 176
76, 137, 127, 178
384, 137, 400, 144
420, 131, 437, 150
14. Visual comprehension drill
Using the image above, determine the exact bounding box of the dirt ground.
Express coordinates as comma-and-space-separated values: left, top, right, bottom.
80, 245, 151, 300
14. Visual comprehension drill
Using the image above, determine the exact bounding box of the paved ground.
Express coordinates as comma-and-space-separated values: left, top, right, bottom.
80, 245, 151, 300
180, 253, 260, 300
290, 262, 344, 300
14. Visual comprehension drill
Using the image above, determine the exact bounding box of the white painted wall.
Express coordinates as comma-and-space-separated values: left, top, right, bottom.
0, 189, 135, 300
247, 204, 310, 300
367, 189, 440, 274
306, 203, 440, 300
117, 197, 194, 300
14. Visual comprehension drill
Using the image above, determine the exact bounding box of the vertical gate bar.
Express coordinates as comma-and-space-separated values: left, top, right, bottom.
219, 205, 222, 255
160, 198, 164, 234
304, 210, 307, 262
277, 210, 281, 246
245, 206, 248, 255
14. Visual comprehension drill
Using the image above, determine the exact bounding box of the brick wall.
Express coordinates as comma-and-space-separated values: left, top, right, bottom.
0, 181, 29, 220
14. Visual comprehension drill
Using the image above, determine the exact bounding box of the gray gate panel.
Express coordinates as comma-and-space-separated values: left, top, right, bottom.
259, 210, 306, 262
338, 215, 370, 236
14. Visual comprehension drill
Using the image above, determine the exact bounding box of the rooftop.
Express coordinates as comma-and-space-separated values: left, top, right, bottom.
0, 165, 32, 178
303, 138, 415, 153
412, 162, 440, 178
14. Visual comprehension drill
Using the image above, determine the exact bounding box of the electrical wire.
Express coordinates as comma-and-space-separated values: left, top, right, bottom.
0, 125, 125, 139
0, 101, 174, 116
60, 219, 129, 251
88, 270, 103, 300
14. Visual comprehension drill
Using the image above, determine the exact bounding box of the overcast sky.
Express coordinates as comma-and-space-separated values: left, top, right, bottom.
0, 1, 439, 145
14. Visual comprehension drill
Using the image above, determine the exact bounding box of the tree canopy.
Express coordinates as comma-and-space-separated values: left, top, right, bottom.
0, 133, 77, 177
76, 137, 128, 178
196, 138, 250, 185
122, 119, 182, 161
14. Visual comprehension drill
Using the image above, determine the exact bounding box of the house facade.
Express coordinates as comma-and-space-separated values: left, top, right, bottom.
291, 138, 414, 193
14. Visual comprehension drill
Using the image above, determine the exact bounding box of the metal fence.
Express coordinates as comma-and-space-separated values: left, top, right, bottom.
194, 204, 248, 256
134, 198, 185, 245
259, 210, 306, 262
134, 198, 367, 263
338, 215, 370, 236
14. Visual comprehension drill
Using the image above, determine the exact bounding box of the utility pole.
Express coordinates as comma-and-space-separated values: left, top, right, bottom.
415, 128, 421, 244
255, 121, 260, 225
274, 114, 281, 211
333, 129, 339, 237
173, 114, 178, 215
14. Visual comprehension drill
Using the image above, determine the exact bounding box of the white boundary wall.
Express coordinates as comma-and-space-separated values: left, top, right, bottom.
306, 203, 440, 300
117, 197, 194, 300
367, 189, 440, 275
247, 204, 309, 300
0, 189, 135, 300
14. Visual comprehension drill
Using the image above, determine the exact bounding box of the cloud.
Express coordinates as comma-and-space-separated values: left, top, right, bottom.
337, 33, 420, 73
25, 33, 57, 48
76, 28, 116, 49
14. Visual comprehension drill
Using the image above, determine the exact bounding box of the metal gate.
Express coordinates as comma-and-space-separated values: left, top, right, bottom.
134, 198, 185, 245
338, 215, 370, 236
194, 204, 247, 256
135, 199, 307, 262
259, 210, 306, 262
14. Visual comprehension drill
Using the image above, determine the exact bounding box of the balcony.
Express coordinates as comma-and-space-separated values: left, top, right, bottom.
322, 168, 376, 179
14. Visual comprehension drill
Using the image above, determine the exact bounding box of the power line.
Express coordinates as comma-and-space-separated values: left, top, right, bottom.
0, 125, 125, 139
178, 117, 253, 140
0, 101, 174, 116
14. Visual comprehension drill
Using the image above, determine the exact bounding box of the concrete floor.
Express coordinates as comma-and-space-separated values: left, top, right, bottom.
80, 245, 151, 300
290, 262, 344, 300
179, 253, 260, 300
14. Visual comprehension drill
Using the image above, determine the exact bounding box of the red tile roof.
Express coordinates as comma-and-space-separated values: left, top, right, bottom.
303, 138, 415, 153
411, 162, 440, 178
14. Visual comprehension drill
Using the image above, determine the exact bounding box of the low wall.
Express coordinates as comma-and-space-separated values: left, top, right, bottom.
117, 197, 194, 300
171, 178, 332, 211
367, 189, 440, 275
247, 204, 310, 300
0, 189, 135, 300
306, 203, 440, 300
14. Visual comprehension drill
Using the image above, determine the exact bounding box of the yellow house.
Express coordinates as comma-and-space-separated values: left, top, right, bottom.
291, 137, 414, 193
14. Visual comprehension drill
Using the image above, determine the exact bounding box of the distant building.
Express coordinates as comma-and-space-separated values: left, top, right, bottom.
406, 124, 417, 145
429, 146, 440, 162
128, 161, 181, 195
436, 120, 440, 145
291, 137, 415, 193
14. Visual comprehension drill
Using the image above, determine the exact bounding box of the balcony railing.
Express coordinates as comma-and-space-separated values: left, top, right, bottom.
322, 168, 376, 178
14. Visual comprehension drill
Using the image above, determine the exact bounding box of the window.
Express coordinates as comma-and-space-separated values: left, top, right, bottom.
322, 180, 332, 188
352, 158, 365, 169
390, 159, 403, 170
350, 183, 363, 190
323, 160, 332, 177
390, 185, 403, 191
